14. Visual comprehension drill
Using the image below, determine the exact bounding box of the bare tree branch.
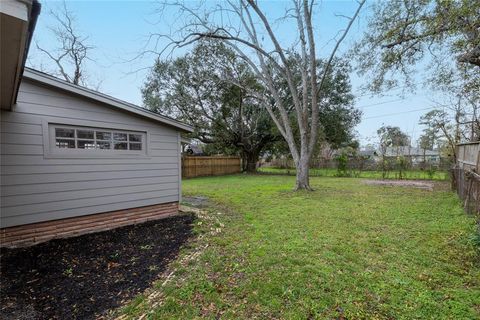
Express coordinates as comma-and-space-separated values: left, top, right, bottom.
145, 0, 364, 189
35, 0, 96, 87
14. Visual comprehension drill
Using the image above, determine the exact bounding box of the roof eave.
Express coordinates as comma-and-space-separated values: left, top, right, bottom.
22, 68, 194, 133
1, 0, 40, 110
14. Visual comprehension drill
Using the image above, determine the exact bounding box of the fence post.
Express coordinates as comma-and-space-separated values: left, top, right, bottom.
453, 142, 480, 216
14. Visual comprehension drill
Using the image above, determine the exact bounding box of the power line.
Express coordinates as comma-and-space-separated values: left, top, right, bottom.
352, 84, 410, 97
358, 98, 406, 109
363, 106, 436, 120
352, 79, 434, 98
353, 87, 407, 99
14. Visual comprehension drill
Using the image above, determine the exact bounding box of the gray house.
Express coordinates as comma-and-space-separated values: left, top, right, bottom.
1, 0, 193, 247
383, 146, 440, 164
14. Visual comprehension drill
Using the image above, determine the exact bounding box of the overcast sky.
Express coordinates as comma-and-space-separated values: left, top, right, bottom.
27, 0, 444, 148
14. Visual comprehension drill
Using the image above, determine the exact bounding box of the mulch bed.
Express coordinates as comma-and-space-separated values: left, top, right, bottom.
0, 214, 195, 320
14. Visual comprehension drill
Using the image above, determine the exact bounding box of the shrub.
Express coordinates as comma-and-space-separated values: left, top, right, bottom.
426, 165, 437, 180
335, 152, 350, 177
396, 156, 408, 179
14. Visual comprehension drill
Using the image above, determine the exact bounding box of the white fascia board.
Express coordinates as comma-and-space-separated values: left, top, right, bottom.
0, 0, 31, 21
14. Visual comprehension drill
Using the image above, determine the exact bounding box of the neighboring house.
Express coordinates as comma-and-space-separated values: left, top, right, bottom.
184, 144, 206, 156
0, 0, 193, 247
383, 146, 440, 164
358, 149, 378, 159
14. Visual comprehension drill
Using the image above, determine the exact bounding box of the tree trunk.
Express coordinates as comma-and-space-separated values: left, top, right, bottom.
423, 149, 426, 169
294, 156, 311, 190
242, 150, 259, 173
154, 0, 365, 192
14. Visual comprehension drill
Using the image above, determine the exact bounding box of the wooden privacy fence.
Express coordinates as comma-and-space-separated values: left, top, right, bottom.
182, 156, 241, 178
452, 142, 480, 215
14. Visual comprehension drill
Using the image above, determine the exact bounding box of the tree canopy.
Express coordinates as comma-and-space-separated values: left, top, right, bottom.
355, 0, 480, 94
377, 125, 410, 154
142, 41, 278, 172
271, 58, 360, 157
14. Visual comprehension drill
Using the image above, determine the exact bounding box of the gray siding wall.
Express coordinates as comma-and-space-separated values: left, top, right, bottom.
0, 79, 181, 228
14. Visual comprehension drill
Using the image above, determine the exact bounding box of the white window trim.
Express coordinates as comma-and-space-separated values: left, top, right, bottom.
43, 120, 151, 159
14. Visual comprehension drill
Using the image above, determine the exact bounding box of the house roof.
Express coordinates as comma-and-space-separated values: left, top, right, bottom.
185, 144, 205, 155
22, 68, 194, 133
358, 149, 377, 157
1, 0, 40, 110
384, 146, 439, 157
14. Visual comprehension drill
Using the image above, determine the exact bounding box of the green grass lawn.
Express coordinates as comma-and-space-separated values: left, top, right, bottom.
257, 167, 449, 181
121, 175, 479, 319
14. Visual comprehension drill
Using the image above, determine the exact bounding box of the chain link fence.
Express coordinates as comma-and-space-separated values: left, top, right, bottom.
261, 156, 451, 180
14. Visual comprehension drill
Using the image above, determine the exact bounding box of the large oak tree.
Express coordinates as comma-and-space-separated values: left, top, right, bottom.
142, 41, 278, 172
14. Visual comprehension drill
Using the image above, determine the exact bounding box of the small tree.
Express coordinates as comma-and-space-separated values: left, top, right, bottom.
335, 151, 349, 177
396, 156, 408, 180
418, 92, 478, 163
377, 125, 410, 178
418, 131, 436, 169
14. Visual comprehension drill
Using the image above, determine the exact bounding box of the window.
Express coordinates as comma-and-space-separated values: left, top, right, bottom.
52, 125, 145, 152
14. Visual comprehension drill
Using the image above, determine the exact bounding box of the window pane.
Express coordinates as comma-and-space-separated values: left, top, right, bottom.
114, 142, 128, 150
56, 139, 75, 148
77, 130, 94, 139
129, 143, 142, 150
129, 134, 142, 142
78, 140, 96, 149
96, 131, 111, 140
113, 133, 127, 141
96, 141, 111, 149
55, 128, 75, 138
53, 125, 145, 153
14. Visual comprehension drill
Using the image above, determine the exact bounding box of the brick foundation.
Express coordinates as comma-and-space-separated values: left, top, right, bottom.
0, 202, 179, 248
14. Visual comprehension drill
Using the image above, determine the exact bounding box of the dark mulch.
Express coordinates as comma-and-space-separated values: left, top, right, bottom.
0, 214, 195, 320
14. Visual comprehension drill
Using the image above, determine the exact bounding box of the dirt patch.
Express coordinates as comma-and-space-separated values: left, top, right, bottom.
0, 214, 195, 320
183, 196, 209, 208
362, 179, 434, 190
